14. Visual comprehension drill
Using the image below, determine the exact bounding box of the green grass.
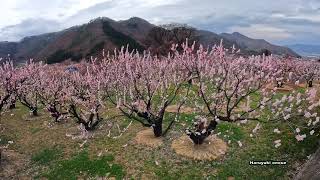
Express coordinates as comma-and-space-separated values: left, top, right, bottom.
213, 120, 319, 180
30, 127, 41, 134
0, 135, 11, 145
144, 158, 212, 180
216, 122, 245, 141
31, 147, 62, 165
179, 113, 197, 123
1, 90, 319, 179
144, 110, 318, 180
41, 151, 124, 180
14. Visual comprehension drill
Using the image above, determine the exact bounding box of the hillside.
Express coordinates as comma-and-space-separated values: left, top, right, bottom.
0, 17, 154, 63
0, 42, 18, 58
220, 32, 300, 57
287, 44, 320, 57
0, 17, 300, 64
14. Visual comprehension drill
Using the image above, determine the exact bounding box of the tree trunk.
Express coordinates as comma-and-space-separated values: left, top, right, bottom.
31, 108, 38, 116
53, 113, 61, 122
9, 102, 16, 109
188, 120, 218, 145
0, 94, 11, 111
277, 81, 284, 88
189, 133, 207, 145
48, 107, 61, 122
153, 120, 163, 137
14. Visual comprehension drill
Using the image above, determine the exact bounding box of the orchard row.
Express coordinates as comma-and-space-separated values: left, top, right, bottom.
0, 42, 319, 145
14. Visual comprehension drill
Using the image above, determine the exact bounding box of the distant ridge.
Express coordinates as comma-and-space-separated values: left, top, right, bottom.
220, 32, 300, 57
0, 17, 300, 64
287, 44, 320, 57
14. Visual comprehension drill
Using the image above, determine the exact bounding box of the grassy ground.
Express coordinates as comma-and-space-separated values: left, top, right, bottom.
0, 99, 319, 179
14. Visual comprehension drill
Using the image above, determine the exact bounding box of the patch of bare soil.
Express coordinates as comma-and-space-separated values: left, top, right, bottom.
172, 135, 227, 161
134, 128, 163, 148
266, 83, 295, 92
0, 149, 30, 179
166, 105, 195, 114
21, 113, 46, 121
297, 83, 307, 88
297, 81, 320, 88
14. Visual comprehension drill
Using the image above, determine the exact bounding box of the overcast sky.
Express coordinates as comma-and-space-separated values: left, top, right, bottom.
0, 0, 319, 45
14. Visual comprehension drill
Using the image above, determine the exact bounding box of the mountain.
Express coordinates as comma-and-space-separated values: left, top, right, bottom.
0, 17, 300, 64
1, 17, 154, 64
0, 41, 18, 58
220, 32, 300, 57
286, 44, 320, 57
143, 25, 238, 55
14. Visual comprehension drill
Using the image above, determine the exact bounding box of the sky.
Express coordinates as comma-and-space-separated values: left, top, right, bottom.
0, 0, 320, 45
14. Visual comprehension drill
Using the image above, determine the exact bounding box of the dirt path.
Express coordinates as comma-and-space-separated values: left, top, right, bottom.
0, 149, 30, 179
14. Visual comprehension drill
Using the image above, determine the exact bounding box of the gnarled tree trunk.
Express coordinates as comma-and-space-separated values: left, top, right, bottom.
187, 120, 218, 145
69, 104, 101, 131
153, 120, 163, 137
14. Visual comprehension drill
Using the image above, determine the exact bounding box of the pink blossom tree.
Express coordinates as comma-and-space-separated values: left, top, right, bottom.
268, 87, 320, 142
296, 60, 320, 87
38, 66, 69, 122
271, 56, 295, 88
0, 59, 22, 163
181, 44, 318, 145
16, 61, 45, 116
66, 62, 104, 131
0, 61, 16, 112
103, 48, 191, 137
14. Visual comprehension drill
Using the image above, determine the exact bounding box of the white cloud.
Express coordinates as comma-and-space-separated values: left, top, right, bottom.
0, 0, 319, 44
288, 14, 320, 23
0, 19, 61, 41
229, 24, 293, 41
0, 0, 110, 26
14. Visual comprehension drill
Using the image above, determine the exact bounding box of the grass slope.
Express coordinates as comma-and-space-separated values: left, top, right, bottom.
0, 93, 319, 179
